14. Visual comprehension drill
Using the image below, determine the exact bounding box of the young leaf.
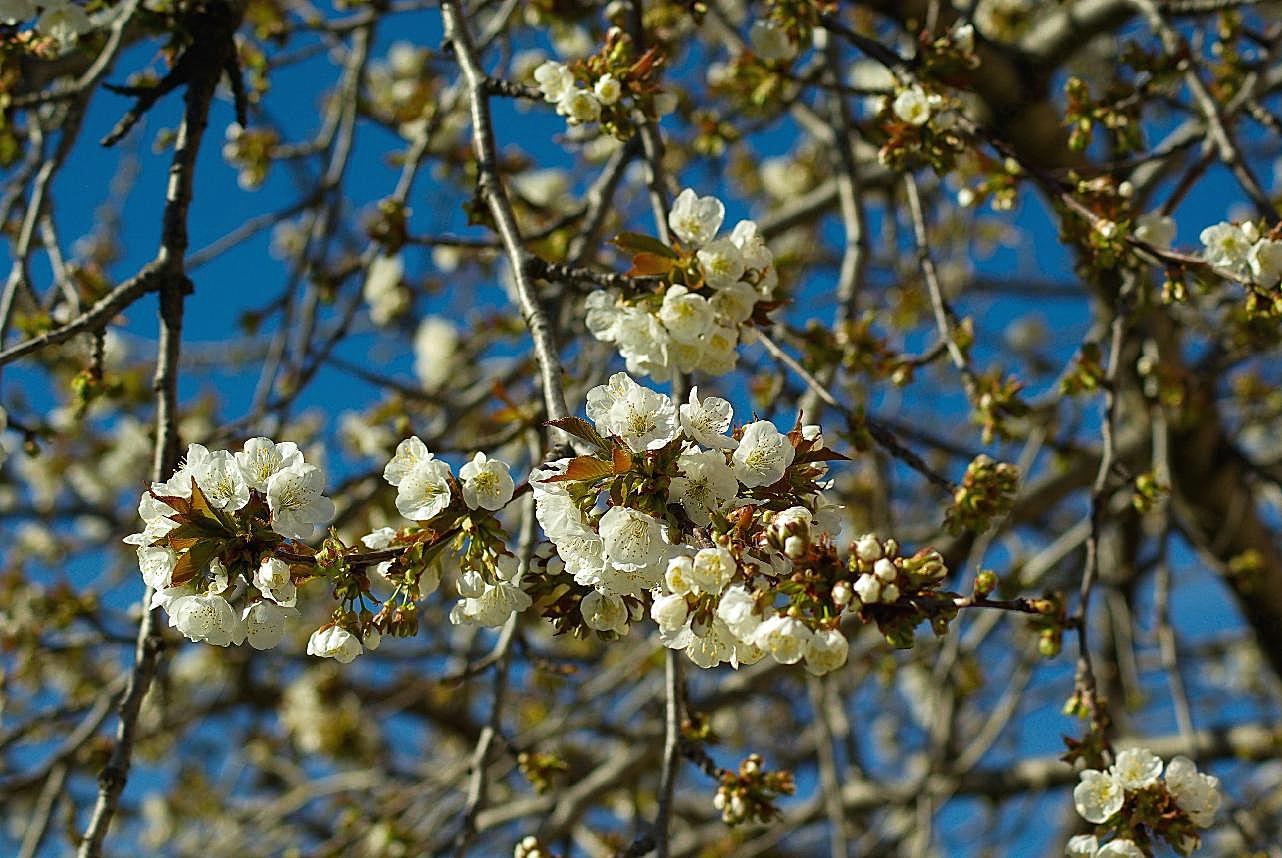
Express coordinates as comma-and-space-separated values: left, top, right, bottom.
612, 445, 633, 474
627, 252, 677, 277
546, 416, 611, 453
611, 231, 679, 259
544, 455, 614, 483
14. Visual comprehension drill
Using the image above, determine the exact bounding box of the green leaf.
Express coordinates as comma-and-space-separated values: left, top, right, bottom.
171, 541, 221, 587
611, 231, 678, 259
627, 252, 676, 277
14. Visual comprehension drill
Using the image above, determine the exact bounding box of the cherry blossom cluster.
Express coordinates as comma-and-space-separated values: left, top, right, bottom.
531, 373, 956, 674
532, 29, 670, 137
1199, 220, 1282, 288
0, 0, 91, 50
125, 439, 335, 650
1071, 748, 1222, 857
586, 189, 778, 381
361, 438, 528, 634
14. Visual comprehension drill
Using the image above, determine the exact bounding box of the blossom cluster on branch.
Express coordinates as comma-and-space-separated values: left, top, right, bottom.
1071, 748, 1222, 857
586, 188, 779, 380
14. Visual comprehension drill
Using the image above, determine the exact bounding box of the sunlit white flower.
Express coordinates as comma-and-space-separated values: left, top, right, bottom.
236, 437, 304, 492
733, 420, 795, 487
669, 188, 725, 247
255, 556, 298, 607
459, 452, 515, 511
893, 85, 932, 125
599, 506, 668, 571
594, 73, 622, 105
307, 625, 362, 663
1065, 834, 1098, 857
729, 219, 774, 276
534, 60, 574, 102
243, 601, 295, 650
659, 285, 715, 345
853, 573, 882, 604
168, 594, 241, 647
1165, 755, 1221, 827
193, 450, 250, 511
1110, 747, 1163, 790
689, 546, 736, 595
383, 436, 432, 487
396, 458, 453, 521
651, 591, 689, 633
708, 280, 759, 326
450, 580, 532, 627
1073, 768, 1124, 824
581, 591, 630, 634
588, 373, 680, 452
138, 546, 177, 590
697, 238, 747, 289
414, 317, 460, 391
557, 88, 601, 125
266, 463, 335, 540
1249, 238, 1282, 287
679, 388, 735, 449
716, 585, 760, 641
1134, 212, 1176, 248
1096, 840, 1144, 858
669, 448, 739, 526
753, 614, 813, 664
1200, 221, 1253, 275
804, 628, 848, 675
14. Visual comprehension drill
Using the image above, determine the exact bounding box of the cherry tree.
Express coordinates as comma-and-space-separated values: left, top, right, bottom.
1, 1, 1280, 856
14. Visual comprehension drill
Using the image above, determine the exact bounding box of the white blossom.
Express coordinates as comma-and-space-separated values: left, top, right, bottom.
557, 88, 601, 125
892, 85, 932, 125
1200, 221, 1254, 275
383, 436, 432, 487
651, 591, 689, 633
193, 450, 250, 511
138, 546, 177, 591
255, 556, 298, 607
1073, 768, 1124, 824
1065, 834, 1098, 857
363, 253, 407, 325
599, 506, 668, 571
697, 238, 747, 289
659, 285, 716, 345
1249, 238, 1282, 287
581, 591, 630, 634
396, 458, 453, 520
37, 1, 91, 48
708, 281, 759, 326
459, 452, 515, 511
689, 546, 736, 595
167, 594, 241, 647
803, 628, 848, 675
1110, 747, 1163, 790
243, 601, 295, 650
594, 73, 622, 105
266, 463, 335, 539
450, 580, 532, 627
236, 437, 304, 492
669, 448, 739, 526
679, 387, 735, 449
0, 0, 35, 24
307, 626, 363, 663
669, 188, 725, 247
733, 420, 795, 487
716, 585, 760, 641
534, 60, 575, 102
414, 317, 460, 391
1134, 212, 1176, 248
587, 373, 680, 452
1165, 755, 1221, 827
753, 614, 813, 664
1096, 840, 1144, 858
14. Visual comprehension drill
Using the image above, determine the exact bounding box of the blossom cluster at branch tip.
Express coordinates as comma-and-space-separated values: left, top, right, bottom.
1199, 219, 1282, 288
1071, 748, 1221, 856
379, 437, 528, 630
530, 373, 952, 671
125, 439, 333, 650
587, 188, 778, 380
